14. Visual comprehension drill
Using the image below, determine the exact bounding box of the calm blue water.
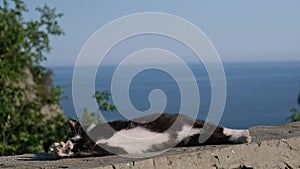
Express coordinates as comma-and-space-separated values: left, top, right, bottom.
50, 61, 300, 128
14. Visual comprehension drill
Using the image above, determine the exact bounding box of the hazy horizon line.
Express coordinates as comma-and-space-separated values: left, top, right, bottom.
46, 59, 300, 68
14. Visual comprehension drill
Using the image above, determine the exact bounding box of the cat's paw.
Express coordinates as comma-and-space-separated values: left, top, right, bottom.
223, 128, 252, 144
49, 140, 74, 158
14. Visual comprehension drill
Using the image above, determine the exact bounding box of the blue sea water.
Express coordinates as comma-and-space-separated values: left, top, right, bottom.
51, 61, 300, 128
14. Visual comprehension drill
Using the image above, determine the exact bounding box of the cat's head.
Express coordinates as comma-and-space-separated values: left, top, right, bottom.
67, 119, 108, 156
67, 119, 87, 143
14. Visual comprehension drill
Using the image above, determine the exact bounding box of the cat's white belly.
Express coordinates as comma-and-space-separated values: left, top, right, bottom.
95, 127, 170, 154
95, 125, 203, 154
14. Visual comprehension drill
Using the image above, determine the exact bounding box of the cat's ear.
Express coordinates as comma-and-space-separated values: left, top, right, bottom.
68, 119, 78, 130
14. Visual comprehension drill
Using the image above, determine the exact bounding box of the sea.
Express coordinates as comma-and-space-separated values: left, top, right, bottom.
50, 61, 300, 129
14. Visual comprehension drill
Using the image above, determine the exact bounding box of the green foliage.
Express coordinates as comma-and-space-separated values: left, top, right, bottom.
288, 93, 300, 122
41, 114, 68, 152
79, 108, 103, 126
79, 91, 117, 125
0, 0, 66, 156
94, 91, 117, 112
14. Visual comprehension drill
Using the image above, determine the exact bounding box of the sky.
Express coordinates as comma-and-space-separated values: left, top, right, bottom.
24, 0, 300, 66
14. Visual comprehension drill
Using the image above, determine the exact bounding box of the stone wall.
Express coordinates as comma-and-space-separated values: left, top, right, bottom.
1, 122, 300, 169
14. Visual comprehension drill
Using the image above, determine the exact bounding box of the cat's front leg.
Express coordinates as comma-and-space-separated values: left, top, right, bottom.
49, 140, 74, 158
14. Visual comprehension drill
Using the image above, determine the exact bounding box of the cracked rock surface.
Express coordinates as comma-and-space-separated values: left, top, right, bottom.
0, 122, 300, 169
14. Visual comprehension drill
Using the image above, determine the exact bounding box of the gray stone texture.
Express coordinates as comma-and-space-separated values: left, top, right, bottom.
1, 122, 300, 169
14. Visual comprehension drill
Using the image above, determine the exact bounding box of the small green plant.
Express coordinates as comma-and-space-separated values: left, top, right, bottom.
94, 91, 117, 111
288, 93, 300, 122
79, 91, 117, 125
79, 108, 102, 126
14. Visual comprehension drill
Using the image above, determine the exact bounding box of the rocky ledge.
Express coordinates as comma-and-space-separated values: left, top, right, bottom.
1, 122, 300, 169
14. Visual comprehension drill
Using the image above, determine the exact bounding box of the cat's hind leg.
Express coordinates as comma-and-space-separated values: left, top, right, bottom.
223, 128, 252, 143
191, 120, 252, 145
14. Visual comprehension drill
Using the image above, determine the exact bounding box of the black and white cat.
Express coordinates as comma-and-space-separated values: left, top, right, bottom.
49, 113, 251, 158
